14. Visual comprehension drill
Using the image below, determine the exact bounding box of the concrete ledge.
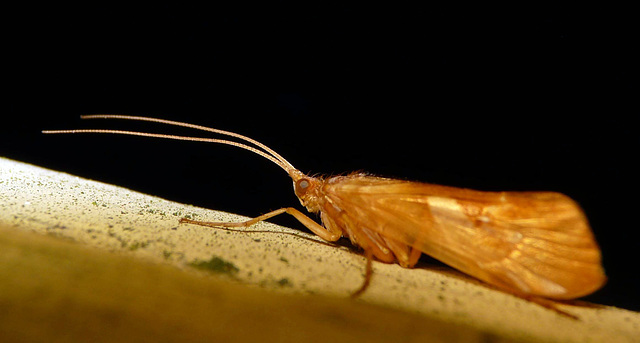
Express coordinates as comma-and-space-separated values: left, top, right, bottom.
1, 157, 639, 342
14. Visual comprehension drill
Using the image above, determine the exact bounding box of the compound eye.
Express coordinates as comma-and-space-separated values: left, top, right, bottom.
295, 178, 311, 196
298, 179, 310, 189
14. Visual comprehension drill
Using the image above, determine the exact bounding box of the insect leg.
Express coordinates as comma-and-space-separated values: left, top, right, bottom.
406, 246, 423, 268
381, 237, 411, 267
403, 237, 425, 268
179, 207, 342, 242
350, 249, 373, 298
521, 295, 580, 320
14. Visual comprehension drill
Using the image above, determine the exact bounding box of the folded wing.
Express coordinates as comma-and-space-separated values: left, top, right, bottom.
322, 174, 606, 299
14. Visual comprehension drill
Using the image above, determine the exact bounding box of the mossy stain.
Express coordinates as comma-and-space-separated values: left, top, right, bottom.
189, 256, 239, 276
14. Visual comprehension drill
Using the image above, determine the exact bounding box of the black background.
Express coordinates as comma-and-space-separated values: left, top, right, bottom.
4, 4, 638, 311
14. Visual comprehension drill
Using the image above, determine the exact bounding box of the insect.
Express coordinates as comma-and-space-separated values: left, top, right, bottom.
44, 115, 606, 303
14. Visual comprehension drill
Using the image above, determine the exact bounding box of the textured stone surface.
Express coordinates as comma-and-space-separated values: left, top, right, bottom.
1, 157, 639, 342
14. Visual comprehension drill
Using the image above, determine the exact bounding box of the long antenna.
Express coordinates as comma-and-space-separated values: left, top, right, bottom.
42, 115, 297, 174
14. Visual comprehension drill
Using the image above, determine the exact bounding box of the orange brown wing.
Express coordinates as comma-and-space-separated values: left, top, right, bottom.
321, 174, 606, 299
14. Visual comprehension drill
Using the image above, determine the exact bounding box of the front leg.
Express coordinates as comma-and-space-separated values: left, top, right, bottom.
182, 208, 378, 297
179, 207, 342, 242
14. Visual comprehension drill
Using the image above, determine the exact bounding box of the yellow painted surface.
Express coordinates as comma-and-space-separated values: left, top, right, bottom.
1, 157, 639, 342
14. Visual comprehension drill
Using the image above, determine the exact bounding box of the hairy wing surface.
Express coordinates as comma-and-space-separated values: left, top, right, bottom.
322, 175, 605, 298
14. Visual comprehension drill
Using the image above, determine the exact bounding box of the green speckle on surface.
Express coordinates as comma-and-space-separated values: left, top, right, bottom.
129, 242, 148, 251
182, 213, 200, 220
277, 278, 291, 287
189, 256, 239, 276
